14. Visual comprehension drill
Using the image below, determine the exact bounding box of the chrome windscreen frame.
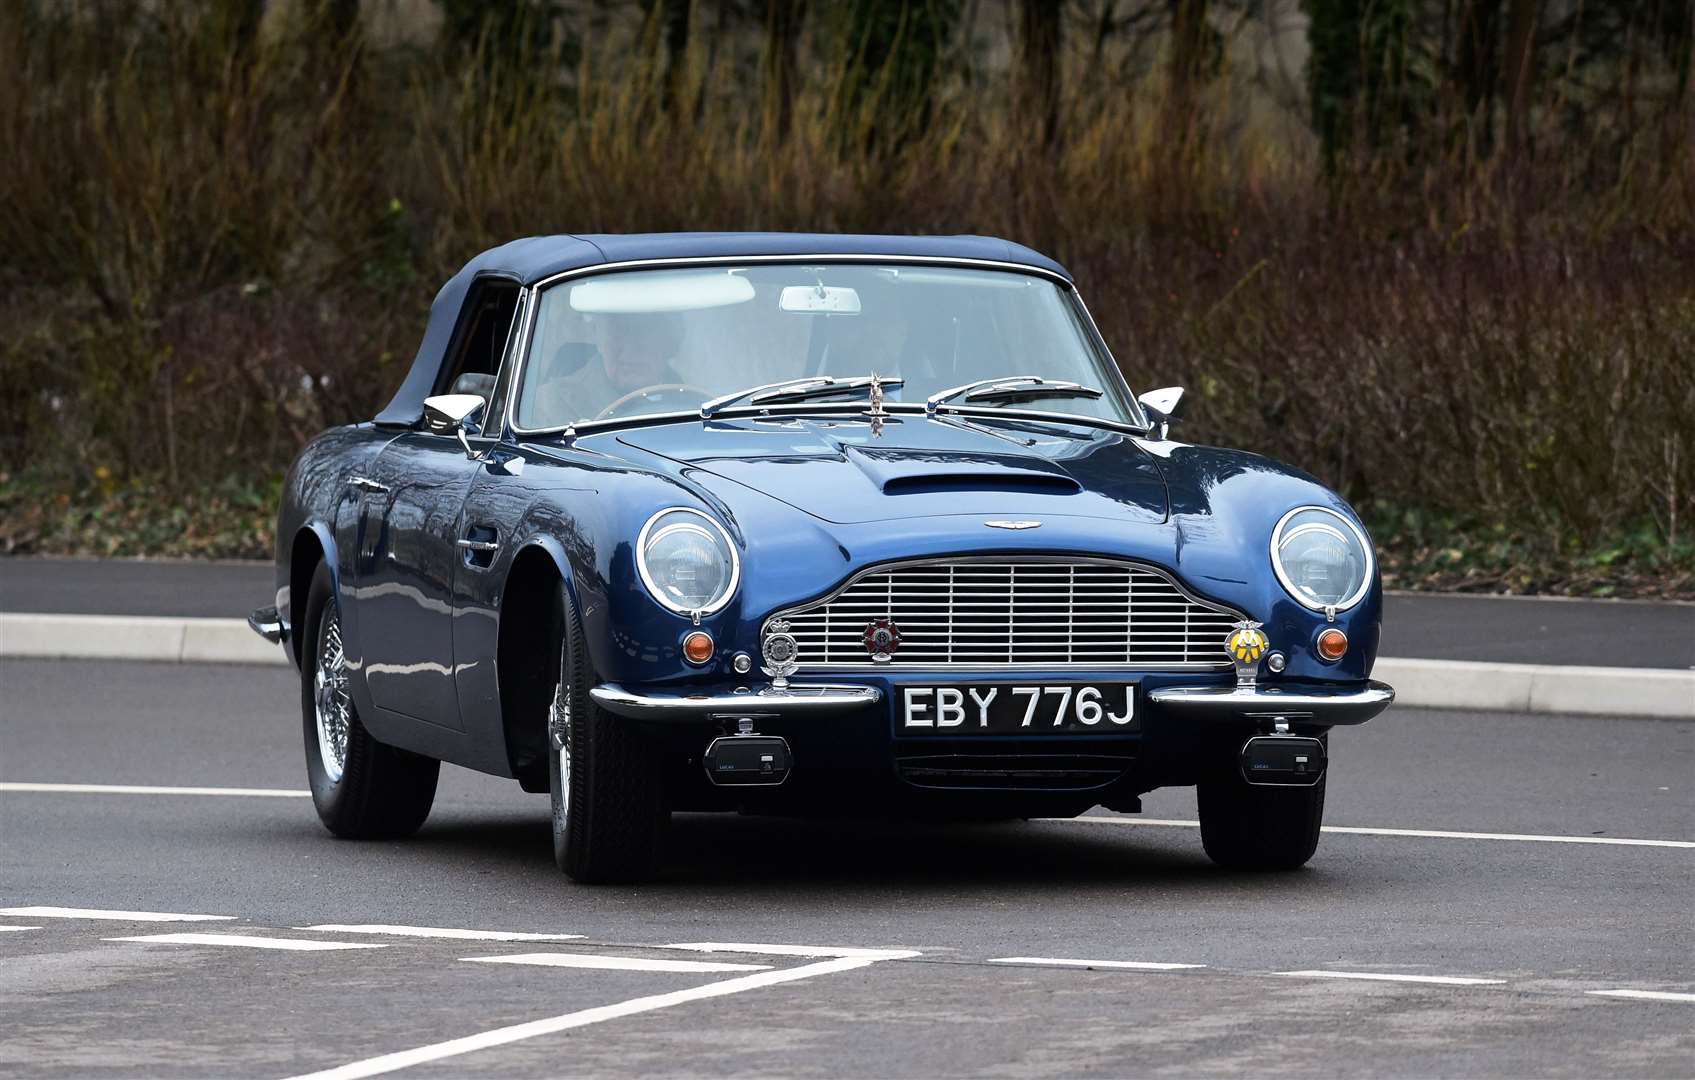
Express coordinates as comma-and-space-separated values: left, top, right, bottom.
759, 554, 1247, 673
502, 254, 1154, 439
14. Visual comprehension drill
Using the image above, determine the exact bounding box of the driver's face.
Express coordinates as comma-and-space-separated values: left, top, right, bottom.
596, 317, 673, 392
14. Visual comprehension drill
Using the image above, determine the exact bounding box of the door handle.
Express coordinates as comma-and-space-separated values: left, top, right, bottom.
456, 539, 500, 553
349, 476, 389, 494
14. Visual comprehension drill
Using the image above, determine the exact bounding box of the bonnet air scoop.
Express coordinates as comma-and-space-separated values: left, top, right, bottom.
611, 416, 1168, 525
844, 445, 1083, 496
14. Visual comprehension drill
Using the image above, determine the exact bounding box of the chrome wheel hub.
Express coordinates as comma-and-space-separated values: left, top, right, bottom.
314, 606, 351, 783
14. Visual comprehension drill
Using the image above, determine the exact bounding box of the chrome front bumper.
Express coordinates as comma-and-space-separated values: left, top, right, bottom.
1147, 680, 1395, 726
589, 683, 882, 721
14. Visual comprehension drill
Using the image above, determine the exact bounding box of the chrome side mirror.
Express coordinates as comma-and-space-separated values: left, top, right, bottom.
422, 393, 486, 458
1137, 386, 1186, 440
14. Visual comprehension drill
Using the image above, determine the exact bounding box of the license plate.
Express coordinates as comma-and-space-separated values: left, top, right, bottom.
897, 683, 1137, 734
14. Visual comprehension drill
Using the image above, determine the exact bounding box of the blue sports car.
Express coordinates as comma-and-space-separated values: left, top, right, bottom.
250, 233, 1394, 882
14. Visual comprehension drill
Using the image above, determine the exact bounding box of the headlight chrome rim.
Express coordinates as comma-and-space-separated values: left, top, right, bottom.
1269, 505, 1374, 612
636, 506, 741, 617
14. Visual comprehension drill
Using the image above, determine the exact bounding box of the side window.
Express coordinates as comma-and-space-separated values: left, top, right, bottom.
435, 279, 521, 433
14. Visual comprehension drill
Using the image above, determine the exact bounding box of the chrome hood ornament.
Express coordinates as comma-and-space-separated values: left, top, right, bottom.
984, 520, 1042, 531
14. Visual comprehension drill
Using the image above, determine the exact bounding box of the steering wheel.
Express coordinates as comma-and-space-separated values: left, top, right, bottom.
594, 383, 714, 421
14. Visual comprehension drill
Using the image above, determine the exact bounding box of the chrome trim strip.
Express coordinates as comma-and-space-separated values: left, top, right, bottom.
763, 554, 1247, 672
529, 253, 1075, 292
1268, 506, 1376, 614
589, 683, 882, 720
507, 254, 1135, 438
1148, 680, 1395, 726
523, 400, 1151, 441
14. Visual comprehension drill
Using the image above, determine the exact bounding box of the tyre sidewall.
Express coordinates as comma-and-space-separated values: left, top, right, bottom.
299, 560, 366, 828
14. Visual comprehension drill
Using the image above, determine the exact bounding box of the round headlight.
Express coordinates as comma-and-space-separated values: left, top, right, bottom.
636, 508, 740, 616
1270, 506, 1373, 611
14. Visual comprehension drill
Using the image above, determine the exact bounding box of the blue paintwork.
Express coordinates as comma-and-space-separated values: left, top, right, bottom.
271, 234, 1384, 797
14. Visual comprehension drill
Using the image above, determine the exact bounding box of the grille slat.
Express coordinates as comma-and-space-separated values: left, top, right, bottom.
773, 558, 1241, 670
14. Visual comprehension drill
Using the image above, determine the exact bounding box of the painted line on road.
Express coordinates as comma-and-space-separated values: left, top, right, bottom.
0, 926, 40, 932
108, 933, 387, 952
989, 956, 1205, 971
8, 781, 1689, 850
0, 782, 310, 798
1, 905, 236, 922
303, 924, 583, 943
661, 942, 918, 959
1279, 969, 1506, 986
1587, 989, 1695, 1003
284, 949, 920, 1080
462, 953, 769, 973
1049, 816, 1695, 849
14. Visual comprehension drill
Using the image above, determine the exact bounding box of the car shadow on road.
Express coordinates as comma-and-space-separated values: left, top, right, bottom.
402, 809, 1371, 899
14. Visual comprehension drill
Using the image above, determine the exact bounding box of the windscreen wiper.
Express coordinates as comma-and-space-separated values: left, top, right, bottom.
700, 375, 904, 419
924, 376, 1103, 414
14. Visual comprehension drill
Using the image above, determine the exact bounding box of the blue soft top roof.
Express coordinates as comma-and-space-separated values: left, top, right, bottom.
376, 232, 1071, 426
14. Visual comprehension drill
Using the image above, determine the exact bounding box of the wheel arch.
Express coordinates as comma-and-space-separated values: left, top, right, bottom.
497, 537, 579, 791
288, 521, 339, 670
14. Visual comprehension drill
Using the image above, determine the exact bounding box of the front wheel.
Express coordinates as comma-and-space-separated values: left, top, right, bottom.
300, 560, 438, 839
1197, 767, 1325, 871
548, 585, 667, 883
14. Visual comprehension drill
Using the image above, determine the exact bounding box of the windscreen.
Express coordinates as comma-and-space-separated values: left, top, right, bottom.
513, 263, 1136, 430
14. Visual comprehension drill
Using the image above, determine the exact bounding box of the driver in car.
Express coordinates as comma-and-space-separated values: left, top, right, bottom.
533, 311, 687, 421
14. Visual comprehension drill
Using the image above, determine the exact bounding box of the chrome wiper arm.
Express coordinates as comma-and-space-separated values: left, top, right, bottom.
752, 374, 903, 406
925, 376, 1102, 414
700, 375, 904, 418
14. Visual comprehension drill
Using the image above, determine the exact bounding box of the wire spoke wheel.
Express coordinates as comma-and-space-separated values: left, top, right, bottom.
313, 603, 351, 783
549, 655, 572, 832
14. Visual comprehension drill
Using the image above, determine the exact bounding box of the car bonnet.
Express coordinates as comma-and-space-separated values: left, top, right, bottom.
614, 414, 1170, 525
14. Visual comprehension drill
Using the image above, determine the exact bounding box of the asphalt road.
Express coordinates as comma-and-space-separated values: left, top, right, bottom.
3, 556, 1692, 669
1, 657, 1692, 1078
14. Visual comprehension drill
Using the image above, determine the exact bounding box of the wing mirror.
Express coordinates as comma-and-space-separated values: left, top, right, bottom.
1137, 386, 1186, 440
422, 393, 486, 458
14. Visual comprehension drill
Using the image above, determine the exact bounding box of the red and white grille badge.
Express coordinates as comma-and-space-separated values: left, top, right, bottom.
863, 618, 902, 662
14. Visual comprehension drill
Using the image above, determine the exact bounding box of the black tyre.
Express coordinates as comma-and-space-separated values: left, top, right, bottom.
548, 584, 667, 883
300, 559, 439, 839
1197, 766, 1325, 871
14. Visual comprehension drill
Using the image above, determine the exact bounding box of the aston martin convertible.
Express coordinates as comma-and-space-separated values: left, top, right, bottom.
249, 232, 1394, 882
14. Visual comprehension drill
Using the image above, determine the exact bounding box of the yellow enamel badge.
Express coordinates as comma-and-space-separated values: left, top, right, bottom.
1225, 623, 1269, 663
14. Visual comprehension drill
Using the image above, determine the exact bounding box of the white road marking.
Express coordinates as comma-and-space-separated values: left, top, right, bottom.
1278, 969, 1505, 986
0, 781, 309, 798
1587, 989, 1695, 1003
462, 953, 768, 973
1049, 816, 1695, 849
989, 956, 1205, 971
1, 906, 235, 922
107, 933, 387, 951
0, 926, 40, 932
302, 924, 583, 943
8, 782, 1687, 850
285, 950, 920, 1080
661, 942, 915, 959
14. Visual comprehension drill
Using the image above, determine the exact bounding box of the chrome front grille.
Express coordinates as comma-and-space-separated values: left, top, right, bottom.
772, 558, 1243, 670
